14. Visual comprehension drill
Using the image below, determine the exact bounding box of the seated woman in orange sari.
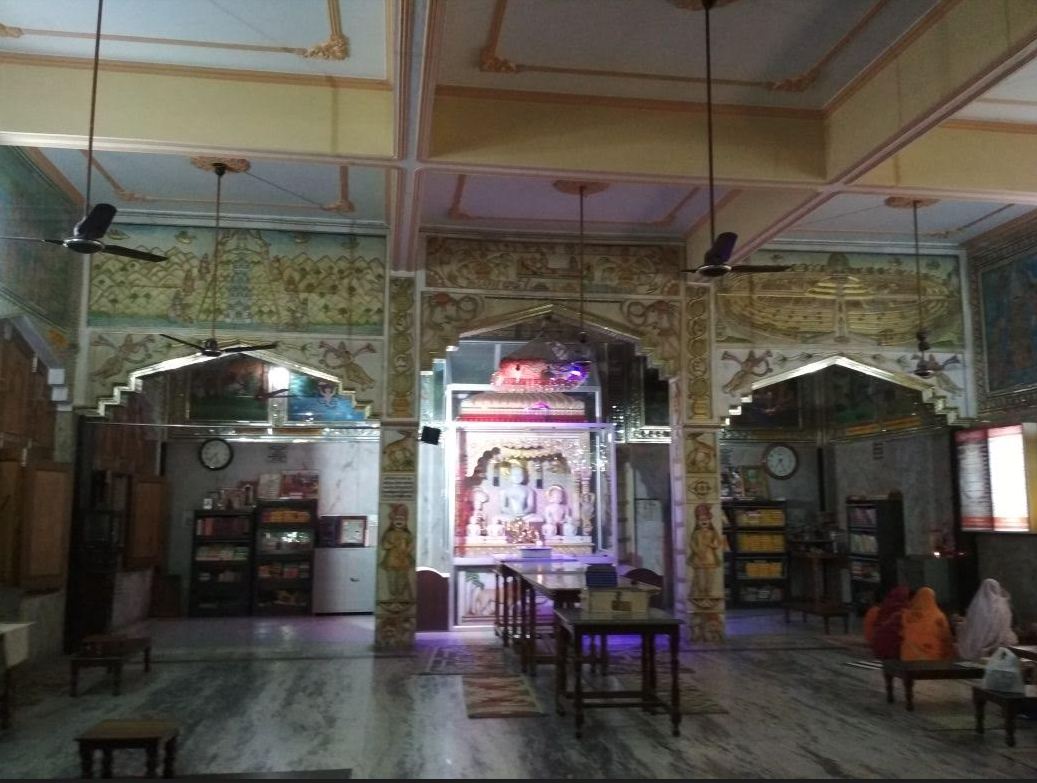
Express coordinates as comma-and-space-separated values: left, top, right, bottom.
900, 586, 954, 661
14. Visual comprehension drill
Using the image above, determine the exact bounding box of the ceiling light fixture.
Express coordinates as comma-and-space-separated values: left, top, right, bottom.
682, 0, 788, 280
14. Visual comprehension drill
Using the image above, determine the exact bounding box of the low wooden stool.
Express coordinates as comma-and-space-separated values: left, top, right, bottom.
972, 684, 1037, 747
882, 660, 984, 711
71, 635, 152, 697
75, 719, 179, 778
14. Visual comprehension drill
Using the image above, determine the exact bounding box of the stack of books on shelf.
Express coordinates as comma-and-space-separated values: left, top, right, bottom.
257, 561, 311, 580
195, 544, 250, 562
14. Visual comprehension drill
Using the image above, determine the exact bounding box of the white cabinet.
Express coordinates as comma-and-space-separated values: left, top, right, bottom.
313, 547, 376, 614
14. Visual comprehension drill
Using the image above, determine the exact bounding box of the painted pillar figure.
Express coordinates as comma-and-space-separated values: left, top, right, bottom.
672, 283, 725, 642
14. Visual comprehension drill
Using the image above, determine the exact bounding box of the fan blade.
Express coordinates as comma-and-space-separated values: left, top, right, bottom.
160, 334, 206, 351
74, 203, 117, 240
102, 244, 168, 262
705, 232, 738, 265
728, 264, 791, 274
223, 343, 279, 353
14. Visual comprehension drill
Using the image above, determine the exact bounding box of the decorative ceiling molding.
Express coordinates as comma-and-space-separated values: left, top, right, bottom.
189, 156, 252, 173
682, 189, 740, 239
22, 146, 83, 205
942, 118, 1037, 135
0, 1, 349, 62
474, 0, 892, 94
883, 196, 939, 209
80, 150, 149, 202
322, 166, 355, 214
667, 0, 740, 10
445, 174, 701, 229
303, 0, 350, 60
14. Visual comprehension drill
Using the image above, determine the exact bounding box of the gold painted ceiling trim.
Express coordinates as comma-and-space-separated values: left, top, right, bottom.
322, 166, 355, 214
22, 147, 83, 206
303, 0, 350, 60
434, 84, 822, 120
446, 174, 699, 228
0, 51, 390, 90
964, 207, 1037, 254
477, 0, 891, 94
79, 150, 148, 202
682, 189, 740, 240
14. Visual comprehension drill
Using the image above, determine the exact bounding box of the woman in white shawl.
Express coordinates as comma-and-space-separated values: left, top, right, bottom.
956, 578, 1018, 661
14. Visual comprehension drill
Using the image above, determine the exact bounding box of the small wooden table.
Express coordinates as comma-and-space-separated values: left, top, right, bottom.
71, 635, 152, 697
515, 566, 588, 676
493, 555, 577, 648
882, 659, 985, 711
554, 607, 682, 738
75, 719, 179, 778
972, 684, 1037, 747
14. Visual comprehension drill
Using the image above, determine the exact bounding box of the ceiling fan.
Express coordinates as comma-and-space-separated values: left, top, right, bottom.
0, 0, 166, 263
682, 0, 788, 280
161, 162, 277, 357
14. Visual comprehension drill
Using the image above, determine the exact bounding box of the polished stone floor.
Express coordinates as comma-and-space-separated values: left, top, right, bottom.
1, 611, 1036, 779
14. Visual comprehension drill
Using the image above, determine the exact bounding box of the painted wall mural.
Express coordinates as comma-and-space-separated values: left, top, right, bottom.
425, 236, 681, 297
86, 330, 384, 413
716, 250, 963, 348
0, 148, 81, 335
88, 226, 385, 334
978, 254, 1037, 395
376, 427, 419, 649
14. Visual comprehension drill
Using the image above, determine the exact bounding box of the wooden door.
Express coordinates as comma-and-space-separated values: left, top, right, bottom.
125, 477, 166, 569
19, 461, 73, 590
0, 461, 21, 585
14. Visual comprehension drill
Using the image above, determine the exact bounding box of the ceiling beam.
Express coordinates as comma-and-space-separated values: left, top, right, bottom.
0, 57, 396, 160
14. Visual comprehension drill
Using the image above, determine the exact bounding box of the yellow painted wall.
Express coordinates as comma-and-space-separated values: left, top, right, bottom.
0, 61, 395, 159
430, 93, 825, 185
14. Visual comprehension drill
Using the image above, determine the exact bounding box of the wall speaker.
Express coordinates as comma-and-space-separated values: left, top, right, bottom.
419, 426, 442, 445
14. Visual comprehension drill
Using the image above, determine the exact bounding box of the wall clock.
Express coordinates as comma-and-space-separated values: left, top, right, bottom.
762, 443, 798, 480
198, 438, 234, 471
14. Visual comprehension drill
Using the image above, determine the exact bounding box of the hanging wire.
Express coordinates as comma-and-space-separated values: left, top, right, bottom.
208, 164, 226, 343
704, 0, 716, 244
913, 199, 923, 337
83, 0, 104, 215
578, 184, 586, 343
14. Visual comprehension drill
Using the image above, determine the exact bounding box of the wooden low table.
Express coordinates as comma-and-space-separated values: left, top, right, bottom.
75, 719, 179, 778
554, 607, 682, 738
71, 635, 152, 697
972, 684, 1037, 747
882, 659, 984, 711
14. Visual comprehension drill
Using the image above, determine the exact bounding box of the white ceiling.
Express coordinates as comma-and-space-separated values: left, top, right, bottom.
0, 0, 389, 80
436, 0, 938, 109
420, 171, 724, 238
33, 148, 389, 231
782, 193, 1033, 245
954, 58, 1037, 125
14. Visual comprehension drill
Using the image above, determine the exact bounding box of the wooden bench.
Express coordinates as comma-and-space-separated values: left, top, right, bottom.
972, 684, 1037, 747
76, 719, 179, 778
71, 635, 152, 697
882, 659, 984, 711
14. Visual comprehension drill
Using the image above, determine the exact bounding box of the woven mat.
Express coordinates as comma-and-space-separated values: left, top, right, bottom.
462, 675, 544, 718
421, 645, 515, 675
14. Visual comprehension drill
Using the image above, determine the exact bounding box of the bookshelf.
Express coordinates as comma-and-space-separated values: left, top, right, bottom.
253, 499, 317, 615
846, 493, 904, 613
722, 499, 788, 608
189, 509, 254, 616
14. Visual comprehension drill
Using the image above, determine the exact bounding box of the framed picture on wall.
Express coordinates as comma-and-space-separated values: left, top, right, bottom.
280, 470, 319, 499
739, 465, 769, 500
187, 355, 270, 422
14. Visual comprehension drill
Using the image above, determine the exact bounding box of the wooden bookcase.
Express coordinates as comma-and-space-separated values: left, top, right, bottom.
189, 510, 254, 617
722, 499, 788, 608
253, 499, 317, 615
846, 493, 905, 613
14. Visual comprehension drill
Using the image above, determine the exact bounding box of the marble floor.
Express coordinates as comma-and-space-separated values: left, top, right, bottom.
1, 611, 1036, 779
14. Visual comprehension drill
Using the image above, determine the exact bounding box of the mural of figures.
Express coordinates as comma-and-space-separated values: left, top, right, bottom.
314, 340, 377, 390
90, 334, 158, 381
690, 503, 724, 602
379, 503, 415, 602
721, 349, 774, 395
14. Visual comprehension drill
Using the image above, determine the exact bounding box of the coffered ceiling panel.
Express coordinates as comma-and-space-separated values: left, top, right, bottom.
0, 0, 389, 80
782, 193, 1033, 245
33, 148, 389, 231
953, 58, 1037, 125
421, 170, 724, 238
436, 0, 938, 109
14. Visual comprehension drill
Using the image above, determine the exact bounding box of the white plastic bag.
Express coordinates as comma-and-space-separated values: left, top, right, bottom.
981, 647, 1026, 694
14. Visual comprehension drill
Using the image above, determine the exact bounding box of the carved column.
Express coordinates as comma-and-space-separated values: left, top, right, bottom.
670, 283, 725, 642
375, 275, 419, 649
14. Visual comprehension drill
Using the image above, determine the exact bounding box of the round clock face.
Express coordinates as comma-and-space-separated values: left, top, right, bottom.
763, 444, 798, 480
198, 438, 233, 471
